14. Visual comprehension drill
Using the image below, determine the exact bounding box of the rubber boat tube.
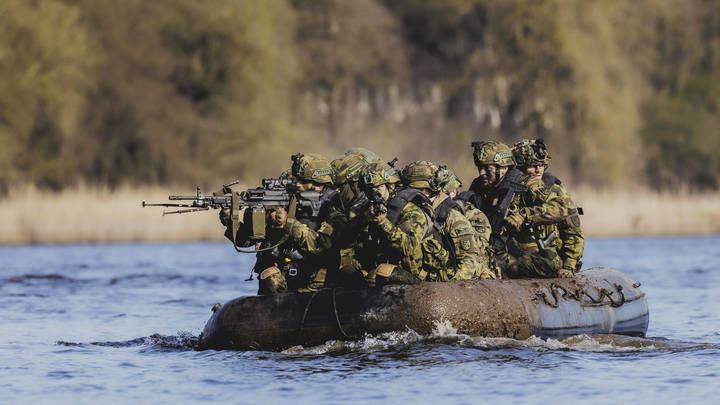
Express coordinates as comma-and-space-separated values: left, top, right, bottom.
198, 267, 649, 351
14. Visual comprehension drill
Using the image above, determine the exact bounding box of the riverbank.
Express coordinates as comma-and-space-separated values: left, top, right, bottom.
1, 185, 719, 245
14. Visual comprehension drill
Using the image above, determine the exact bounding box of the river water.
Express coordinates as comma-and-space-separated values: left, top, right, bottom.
1, 236, 719, 404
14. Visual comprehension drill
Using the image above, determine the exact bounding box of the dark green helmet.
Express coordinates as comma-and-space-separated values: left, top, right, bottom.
512, 138, 551, 167
401, 160, 440, 191
472, 141, 515, 167
359, 161, 401, 190
291, 153, 335, 185
436, 165, 462, 194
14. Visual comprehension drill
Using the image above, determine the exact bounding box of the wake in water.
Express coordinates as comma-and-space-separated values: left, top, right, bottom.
54, 321, 718, 356
280, 320, 719, 355
56, 332, 199, 352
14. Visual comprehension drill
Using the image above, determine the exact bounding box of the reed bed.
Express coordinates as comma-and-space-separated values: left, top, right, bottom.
0, 185, 718, 245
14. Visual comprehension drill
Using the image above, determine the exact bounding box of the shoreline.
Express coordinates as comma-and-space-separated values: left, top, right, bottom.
1, 186, 719, 245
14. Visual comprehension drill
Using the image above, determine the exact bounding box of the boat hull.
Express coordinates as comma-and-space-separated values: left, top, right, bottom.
198, 267, 649, 351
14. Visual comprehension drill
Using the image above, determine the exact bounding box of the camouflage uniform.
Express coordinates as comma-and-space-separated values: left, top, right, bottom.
425, 192, 490, 281
373, 193, 432, 281
370, 161, 438, 284
467, 140, 572, 279
509, 139, 585, 277
330, 149, 386, 285
221, 154, 345, 294
428, 165, 494, 281
271, 153, 346, 292
337, 160, 402, 287
331, 149, 381, 210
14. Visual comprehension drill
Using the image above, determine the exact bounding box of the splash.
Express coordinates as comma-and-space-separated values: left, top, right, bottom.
56, 332, 199, 352
282, 328, 424, 355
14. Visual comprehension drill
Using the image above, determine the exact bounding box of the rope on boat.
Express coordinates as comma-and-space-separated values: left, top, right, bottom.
298, 289, 323, 339
297, 288, 358, 341
536, 282, 627, 308
332, 288, 358, 340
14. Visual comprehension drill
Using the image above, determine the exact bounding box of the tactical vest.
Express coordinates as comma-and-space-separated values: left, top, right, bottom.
386, 188, 433, 231
431, 196, 465, 269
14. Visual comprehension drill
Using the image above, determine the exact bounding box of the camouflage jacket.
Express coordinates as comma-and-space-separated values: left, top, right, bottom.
514, 173, 584, 271
423, 194, 494, 281
280, 188, 347, 288
373, 192, 433, 279
468, 169, 568, 265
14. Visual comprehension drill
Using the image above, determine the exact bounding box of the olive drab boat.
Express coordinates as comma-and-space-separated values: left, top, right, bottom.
198, 267, 649, 351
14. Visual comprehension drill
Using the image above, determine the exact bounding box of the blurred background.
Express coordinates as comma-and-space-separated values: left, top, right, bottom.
1, 0, 719, 243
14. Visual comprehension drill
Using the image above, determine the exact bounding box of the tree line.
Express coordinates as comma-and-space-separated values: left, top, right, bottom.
2, 0, 719, 194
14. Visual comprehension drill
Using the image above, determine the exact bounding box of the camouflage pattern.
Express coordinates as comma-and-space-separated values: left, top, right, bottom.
345, 147, 382, 164
279, 188, 347, 290
457, 198, 498, 278
472, 141, 515, 167
291, 153, 335, 185
436, 165, 462, 195
502, 178, 579, 278
510, 139, 585, 276
508, 181, 585, 273
512, 139, 551, 167
373, 199, 433, 280
330, 159, 402, 288
401, 161, 441, 191
331, 152, 375, 209
424, 194, 494, 281
467, 166, 575, 278
359, 161, 401, 189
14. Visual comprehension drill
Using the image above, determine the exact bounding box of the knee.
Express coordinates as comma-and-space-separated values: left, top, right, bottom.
258, 266, 287, 295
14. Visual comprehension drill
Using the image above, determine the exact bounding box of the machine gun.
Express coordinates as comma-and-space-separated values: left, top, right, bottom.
142, 178, 323, 249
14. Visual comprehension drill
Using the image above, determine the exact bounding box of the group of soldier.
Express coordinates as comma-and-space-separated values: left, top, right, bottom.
219, 140, 585, 295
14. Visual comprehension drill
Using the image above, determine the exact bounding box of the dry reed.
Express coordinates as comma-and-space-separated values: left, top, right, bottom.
0, 185, 718, 245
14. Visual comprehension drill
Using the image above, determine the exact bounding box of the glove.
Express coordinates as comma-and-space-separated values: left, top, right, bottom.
371, 212, 388, 224
268, 207, 287, 229
219, 208, 231, 227
504, 209, 526, 232
558, 266, 574, 278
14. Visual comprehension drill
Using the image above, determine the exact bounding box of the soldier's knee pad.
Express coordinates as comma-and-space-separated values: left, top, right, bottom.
258, 266, 288, 295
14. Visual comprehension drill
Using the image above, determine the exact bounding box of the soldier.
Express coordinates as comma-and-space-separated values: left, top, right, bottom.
510, 139, 584, 278
368, 161, 438, 285
427, 165, 494, 280
266, 153, 346, 291
219, 153, 344, 294
336, 160, 402, 287
218, 173, 294, 294
465, 140, 568, 279
331, 148, 382, 210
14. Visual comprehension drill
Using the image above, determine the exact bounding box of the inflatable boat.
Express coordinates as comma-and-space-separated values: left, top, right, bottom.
198, 267, 649, 351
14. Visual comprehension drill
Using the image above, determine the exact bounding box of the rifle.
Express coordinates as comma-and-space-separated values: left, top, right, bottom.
487, 180, 528, 255
142, 178, 323, 251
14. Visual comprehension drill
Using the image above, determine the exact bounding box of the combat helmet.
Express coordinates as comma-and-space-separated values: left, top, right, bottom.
331, 153, 368, 187
401, 161, 440, 192
436, 165, 462, 194
472, 141, 515, 167
345, 147, 382, 164
291, 153, 335, 185
359, 161, 401, 190
512, 139, 551, 167
331, 148, 382, 187
279, 168, 295, 182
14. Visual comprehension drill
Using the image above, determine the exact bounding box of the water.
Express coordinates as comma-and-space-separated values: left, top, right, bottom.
1, 237, 719, 404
